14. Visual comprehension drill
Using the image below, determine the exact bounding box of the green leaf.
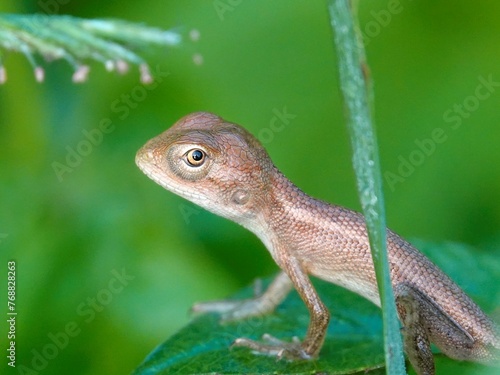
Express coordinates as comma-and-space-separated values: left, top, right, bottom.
134, 277, 385, 375
133, 242, 499, 375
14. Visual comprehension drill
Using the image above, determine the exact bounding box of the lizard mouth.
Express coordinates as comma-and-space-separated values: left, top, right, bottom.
135, 146, 155, 176
135, 148, 169, 189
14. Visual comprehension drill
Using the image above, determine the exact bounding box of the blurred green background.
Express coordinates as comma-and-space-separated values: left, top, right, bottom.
1, 1, 499, 374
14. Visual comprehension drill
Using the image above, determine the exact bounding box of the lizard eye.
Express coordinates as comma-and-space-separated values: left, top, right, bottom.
185, 149, 206, 167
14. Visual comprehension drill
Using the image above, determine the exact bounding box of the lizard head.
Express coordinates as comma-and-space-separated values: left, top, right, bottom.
136, 112, 275, 226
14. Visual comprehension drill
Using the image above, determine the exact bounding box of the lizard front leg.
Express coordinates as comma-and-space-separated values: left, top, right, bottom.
192, 271, 293, 321
234, 255, 330, 360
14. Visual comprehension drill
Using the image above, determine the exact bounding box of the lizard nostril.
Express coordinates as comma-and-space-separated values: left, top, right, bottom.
135, 147, 155, 169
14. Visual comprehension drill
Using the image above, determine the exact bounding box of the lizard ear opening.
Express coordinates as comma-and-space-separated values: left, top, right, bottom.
230, 189, 251, 206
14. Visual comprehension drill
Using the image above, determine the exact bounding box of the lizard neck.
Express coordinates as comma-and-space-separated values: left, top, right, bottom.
242, 166, 313, 262
269, 167, 311, 213
268, 166, 329, 220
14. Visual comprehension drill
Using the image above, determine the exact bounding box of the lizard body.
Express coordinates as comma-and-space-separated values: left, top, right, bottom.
136, 112, 499, 375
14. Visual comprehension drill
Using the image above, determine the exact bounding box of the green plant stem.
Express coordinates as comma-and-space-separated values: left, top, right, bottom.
327, 1, 406, 374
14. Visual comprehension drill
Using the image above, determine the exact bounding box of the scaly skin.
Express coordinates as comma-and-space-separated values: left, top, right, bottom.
136, 112, 499, 375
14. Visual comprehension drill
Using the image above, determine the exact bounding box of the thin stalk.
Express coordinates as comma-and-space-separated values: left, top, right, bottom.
327, 1, 406, 374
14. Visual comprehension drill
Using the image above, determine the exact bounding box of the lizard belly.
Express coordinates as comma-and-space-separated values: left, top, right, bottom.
307, 262, 381, 306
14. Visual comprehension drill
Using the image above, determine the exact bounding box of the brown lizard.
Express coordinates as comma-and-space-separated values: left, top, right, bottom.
135, 112, 500, 375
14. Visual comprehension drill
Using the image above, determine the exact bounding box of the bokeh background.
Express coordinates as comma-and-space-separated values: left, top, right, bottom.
1, 1, 499, 374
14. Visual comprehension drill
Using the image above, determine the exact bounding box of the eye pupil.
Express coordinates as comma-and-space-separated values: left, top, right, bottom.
192, 150, 203, 161
186, 149, 206, 167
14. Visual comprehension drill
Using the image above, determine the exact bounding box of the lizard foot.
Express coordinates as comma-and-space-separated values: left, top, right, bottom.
232, 334, 312, 360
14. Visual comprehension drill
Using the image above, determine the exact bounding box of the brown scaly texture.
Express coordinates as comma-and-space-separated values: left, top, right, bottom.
136, 112, 499, 375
